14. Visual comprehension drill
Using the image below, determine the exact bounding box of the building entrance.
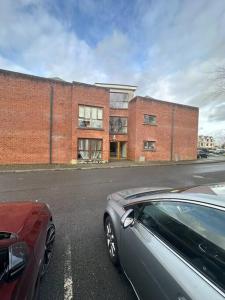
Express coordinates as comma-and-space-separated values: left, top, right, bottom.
110, 142, 127, 160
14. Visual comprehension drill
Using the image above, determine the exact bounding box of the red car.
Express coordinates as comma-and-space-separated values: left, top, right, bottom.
0, 201, 55, 300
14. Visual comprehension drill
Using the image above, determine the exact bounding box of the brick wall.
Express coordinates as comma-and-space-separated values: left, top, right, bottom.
173, 105, 199, 160
0, 70, 72, 164
110, 108, 128, 118
0, 71, 50, 164
128, 101, 137, 160
0, 69, 199, 164
51, 83, 72, 163
128, 97, 198, 161
72, 83, 110, 162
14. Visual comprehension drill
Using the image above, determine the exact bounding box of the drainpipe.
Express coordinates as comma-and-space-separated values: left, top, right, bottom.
170, 105, 175, 161
70, 84, 74, 163
49, 86, 54, 164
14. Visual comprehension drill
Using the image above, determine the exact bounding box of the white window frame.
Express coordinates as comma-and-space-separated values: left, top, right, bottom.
78, 105, 103, 129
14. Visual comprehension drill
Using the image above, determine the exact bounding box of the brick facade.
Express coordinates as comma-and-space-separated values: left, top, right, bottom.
72, 83, 109, 162
0, 69, 199, 164
128, 97, 199, 161
0, 71, 52, 164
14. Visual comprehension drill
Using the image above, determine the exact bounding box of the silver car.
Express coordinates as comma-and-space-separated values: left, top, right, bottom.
103, 183, 225, 300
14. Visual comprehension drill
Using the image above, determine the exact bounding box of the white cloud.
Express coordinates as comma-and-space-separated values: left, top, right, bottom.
95, 30, 138, 84
0, 55, 29, 74
0, 0, 107, 83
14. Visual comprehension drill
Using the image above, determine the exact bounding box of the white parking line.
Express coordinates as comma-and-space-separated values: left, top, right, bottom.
64, 236, 73, 300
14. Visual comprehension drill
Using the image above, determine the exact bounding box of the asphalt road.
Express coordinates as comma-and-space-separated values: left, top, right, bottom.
0, 162, 225, 300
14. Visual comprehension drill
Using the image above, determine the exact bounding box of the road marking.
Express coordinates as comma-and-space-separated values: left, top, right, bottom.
193, 175, 205, 179
64, 236, 73, 300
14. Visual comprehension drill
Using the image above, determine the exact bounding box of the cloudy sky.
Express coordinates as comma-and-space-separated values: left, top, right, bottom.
0, 0, 225, 142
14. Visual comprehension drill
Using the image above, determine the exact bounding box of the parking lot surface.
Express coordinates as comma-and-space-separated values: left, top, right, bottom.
0, 162, 225, 300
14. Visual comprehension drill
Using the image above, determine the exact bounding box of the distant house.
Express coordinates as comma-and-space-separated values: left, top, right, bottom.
198, 135, 216, 149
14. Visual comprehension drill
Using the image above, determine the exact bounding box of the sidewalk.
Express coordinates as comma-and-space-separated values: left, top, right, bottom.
0, 155, 225, 173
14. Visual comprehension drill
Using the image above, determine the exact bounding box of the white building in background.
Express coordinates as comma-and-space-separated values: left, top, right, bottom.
198, 135, 216, 149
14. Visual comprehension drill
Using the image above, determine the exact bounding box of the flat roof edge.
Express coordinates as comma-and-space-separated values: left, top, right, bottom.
0, 69, 110, 90
0, 68, 71, 85
130, 96, 199, 110
73, 81, 109, 90
95, 83, 137, 90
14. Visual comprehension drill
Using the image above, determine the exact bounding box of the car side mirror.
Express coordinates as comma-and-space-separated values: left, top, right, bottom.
121, 209, 135, 229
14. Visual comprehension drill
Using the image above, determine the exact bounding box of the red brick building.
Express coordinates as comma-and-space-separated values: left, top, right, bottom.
0, 69, 198, 164
128, 97, 198, 161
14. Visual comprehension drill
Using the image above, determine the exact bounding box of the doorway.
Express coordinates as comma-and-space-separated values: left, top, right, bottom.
110, 142, 127, 160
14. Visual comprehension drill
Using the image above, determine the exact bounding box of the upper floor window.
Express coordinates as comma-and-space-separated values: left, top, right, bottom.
110, 117, 128, 134
144, 141, 156, 151
144, 114, 157, 125
110, 92, 129, 109
78, 105, 103, 129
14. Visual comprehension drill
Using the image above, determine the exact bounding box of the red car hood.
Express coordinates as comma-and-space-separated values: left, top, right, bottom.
0, 201, 42, 235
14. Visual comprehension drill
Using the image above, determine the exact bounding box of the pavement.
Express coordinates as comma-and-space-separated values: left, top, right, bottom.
0, 162, 225, 299
0, 154, 225, 173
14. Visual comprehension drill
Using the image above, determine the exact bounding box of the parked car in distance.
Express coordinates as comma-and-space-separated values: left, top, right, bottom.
0, 201, 55, 300
215, 149, 225, 155
104, 183, 225, 300
197, 149, 208, 158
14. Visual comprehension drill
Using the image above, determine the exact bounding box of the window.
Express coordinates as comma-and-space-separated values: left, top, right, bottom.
110, 92, 129, 109
78, 105, 103, 129
138, 201, 225, 292
78, 139, 102, 160
144, 114, 156, 125
143, 141, 156, 151
110, 117, 127, 134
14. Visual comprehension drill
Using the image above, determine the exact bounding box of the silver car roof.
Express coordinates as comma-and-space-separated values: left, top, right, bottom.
129, 193, 225, 208
121, 183, 225, 209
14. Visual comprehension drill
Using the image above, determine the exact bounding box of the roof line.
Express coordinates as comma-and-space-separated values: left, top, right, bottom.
72, 81, 109, 90
0, 68, 72, 86
130, 96, 199, 110
95, 82, 137, 88
0, 69, 110, 90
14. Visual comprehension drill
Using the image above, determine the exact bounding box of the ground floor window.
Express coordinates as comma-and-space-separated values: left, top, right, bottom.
78, 139, 102, 160
144, 141, 156, 151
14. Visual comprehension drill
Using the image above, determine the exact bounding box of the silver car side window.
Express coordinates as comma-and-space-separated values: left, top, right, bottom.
138, 201, 225, 293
